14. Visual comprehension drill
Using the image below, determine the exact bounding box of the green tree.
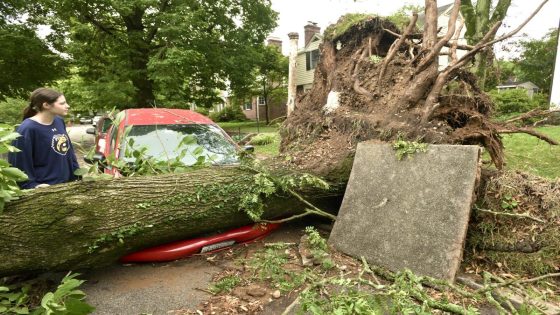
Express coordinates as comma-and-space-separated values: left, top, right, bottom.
0, 24, 66, 101
255, 45, 288, 124
484, 59, 517, 89
515, 29, 558, 94
18, 0, 277, 109
387, 4, 424, 30
460, 0, 512, 90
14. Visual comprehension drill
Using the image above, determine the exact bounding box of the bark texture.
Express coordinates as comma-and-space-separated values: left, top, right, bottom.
0, 167, 338, 276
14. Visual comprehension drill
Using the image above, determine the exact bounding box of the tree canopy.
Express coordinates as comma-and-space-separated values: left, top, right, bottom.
515, 29, 558, 94
16, 0, 278, 109
459, 0, 512, 90
254, 44, 288, 124
0, 23, 66, 101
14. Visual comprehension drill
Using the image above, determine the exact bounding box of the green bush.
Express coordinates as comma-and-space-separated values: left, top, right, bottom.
194, 107, 210, 116
0, 98, 27, 124
209, 105, 247, 122
488, 89, 548, 116
249, 133, 278, 146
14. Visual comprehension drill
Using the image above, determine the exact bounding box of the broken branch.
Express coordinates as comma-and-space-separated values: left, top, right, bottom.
504, 109, 558, 124
415, 0, 461, 74
474, 207, 546, 223
476, 272, 560, 294
497, 128, 559, 145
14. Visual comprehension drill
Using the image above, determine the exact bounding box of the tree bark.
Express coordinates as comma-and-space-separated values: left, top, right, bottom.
122, 6, 156, 107
0, 167, 340, 277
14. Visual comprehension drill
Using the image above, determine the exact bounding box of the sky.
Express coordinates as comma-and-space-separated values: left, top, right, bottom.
270, 0, 558, 54
269, 0, 560, 105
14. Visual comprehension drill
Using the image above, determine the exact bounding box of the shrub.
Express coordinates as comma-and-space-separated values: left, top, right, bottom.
209, 105, 247, 122
249, 133, 278, 146
194, 107, 210, 116
0, 98, 27, 124
488, 89, 549, 116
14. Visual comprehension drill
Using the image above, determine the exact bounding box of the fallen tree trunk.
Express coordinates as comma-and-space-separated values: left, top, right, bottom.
0, 166, 341, 276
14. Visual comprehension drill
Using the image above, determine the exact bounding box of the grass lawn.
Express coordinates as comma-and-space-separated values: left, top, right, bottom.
253, 134, 281, 158
218, 121, 279, 134
500, 125, 560, 179
220, 121, 559, 178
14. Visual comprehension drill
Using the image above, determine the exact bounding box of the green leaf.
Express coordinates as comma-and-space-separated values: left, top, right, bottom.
12, 306, 30, 314
40, 292, 54, 309
180, 135, 197, 146
73, 167, 90, 176
1, 167, 28, 181
0, 132, 20, 143
193, 146, 204, 156
64, 297, 95, 314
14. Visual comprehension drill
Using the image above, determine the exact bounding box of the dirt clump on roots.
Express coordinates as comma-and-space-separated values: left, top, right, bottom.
280, 15, 502, 179
465, 170, 560, 277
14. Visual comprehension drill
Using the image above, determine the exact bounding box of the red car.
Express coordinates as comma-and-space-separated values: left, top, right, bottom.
86, 108, 266, 262
86, 108, 249, 175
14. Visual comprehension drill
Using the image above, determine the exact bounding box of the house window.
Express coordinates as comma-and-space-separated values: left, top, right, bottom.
306, 49, 320, 71
257, 96, 266, 105
244, 102, 252, 110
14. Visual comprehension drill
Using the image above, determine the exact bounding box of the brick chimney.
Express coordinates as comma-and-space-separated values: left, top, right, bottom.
267, 37, 282, 51
304, 21, 320, 47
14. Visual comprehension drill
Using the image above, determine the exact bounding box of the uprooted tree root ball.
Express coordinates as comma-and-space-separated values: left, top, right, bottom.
466, 170, 560, 276
279, 15, 556, 178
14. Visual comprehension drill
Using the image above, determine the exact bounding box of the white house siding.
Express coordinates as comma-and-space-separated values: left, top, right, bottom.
437, 13, 467, 70
295, 53, 315, 86
295, 37, 323, 88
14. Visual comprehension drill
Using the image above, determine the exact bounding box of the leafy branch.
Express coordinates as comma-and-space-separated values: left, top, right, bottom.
238, 162, 336, 222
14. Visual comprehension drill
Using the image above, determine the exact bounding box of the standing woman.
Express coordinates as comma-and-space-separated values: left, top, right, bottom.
8, 88, 80, 189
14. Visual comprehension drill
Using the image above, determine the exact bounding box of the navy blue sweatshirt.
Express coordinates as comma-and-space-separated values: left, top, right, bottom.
8, 117, 80, 189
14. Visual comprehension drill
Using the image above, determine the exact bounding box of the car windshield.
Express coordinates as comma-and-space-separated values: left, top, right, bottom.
122, 124, 239, 165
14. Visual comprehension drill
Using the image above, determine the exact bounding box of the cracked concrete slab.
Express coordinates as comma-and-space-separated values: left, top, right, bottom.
329, 143, 480, 281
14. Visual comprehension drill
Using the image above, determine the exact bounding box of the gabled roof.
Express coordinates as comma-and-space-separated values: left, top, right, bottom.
297, 33, 323, 54
496, 81, 539, 89
417, 3, 463, 26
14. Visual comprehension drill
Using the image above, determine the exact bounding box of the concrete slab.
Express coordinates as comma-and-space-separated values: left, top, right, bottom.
329, 143, 480, 281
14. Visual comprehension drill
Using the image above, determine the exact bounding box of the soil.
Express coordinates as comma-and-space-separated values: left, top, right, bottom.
279, 16, 505, 177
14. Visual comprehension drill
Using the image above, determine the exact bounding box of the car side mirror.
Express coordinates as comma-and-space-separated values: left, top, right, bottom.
84, 153, 105, 164
243, 145, 255, 153
86, 127, 96, 135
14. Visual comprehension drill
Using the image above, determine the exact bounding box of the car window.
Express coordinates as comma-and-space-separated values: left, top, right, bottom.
123, 124, 239, 165
100, 118, 112, 133
109, 126, 118, 154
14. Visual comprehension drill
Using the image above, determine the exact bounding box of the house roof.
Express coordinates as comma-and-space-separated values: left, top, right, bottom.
297, 33, 323, 54
496, 81, 539, 89
417, 3, 461, 26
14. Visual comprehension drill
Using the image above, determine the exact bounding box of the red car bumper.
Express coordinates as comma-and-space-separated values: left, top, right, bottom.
120, 223, 280, 263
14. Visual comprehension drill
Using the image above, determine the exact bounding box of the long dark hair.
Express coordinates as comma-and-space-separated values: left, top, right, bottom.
22, 88, 63, 120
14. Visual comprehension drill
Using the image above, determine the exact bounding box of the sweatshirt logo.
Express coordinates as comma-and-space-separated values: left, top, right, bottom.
51, 134, 69, 155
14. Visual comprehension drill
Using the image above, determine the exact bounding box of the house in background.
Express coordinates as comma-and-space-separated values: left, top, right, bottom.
496, 81, 540, 99
295, 22, 323, 94
291, 6, 467, 93
417, 3, 467, 70
241, 37, 288, 122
